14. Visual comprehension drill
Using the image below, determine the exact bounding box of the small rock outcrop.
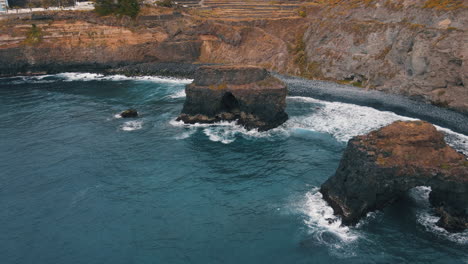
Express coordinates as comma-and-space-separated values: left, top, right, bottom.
177, 65, 288, 131
320, 121, 468, 232
120, 109, 138, 118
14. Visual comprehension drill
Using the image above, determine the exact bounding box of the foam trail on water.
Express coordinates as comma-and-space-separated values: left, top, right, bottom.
174, 129, 196, 140
7, 75, 57, 84
409, 186, 468, 244
121, 120, 143, 131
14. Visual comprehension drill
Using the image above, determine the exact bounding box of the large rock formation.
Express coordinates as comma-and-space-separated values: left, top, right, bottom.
320, 121, 468, 232
177, 65, 288, 131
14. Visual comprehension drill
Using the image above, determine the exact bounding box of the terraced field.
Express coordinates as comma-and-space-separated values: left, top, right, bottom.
179, 0, 309, 20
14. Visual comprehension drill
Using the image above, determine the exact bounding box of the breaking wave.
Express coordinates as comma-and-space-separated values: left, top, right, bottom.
171, 96, 468, 156
286, 96, 416, 142
170, 119, 290, 144
169, 89, 186, 99
297, 188, 361, 257
1, 72, 193, 85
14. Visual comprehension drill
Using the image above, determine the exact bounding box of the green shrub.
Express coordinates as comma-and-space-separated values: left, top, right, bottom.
24, 24, 43, 45
156, 0, 173, 7
95, 0, 140, 18
117, 0, 140, 18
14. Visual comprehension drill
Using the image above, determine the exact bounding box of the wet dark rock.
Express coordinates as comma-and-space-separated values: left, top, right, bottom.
177, 65, 288, 131
120, 109, 138, 118
320, 121, 468, 232
109, 63, 210, 78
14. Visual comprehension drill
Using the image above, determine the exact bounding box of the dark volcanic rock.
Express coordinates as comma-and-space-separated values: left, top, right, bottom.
109, 63, 213, 78
120, 109, 138, 118
177, 65, 288, 131
320, 121, 468, 232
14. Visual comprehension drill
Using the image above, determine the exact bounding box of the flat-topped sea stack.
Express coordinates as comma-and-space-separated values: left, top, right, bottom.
320, 121, 468, 232
177, 65, 288, 131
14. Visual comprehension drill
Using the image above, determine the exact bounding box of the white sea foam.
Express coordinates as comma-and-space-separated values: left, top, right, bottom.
169, 89, 186, 98
174, 129, 196, 140
409, 186, 468, 245
3, 72, 193, 84
55, 72, 193, 84
170, 119, 290, 143
286, 96, 416, 142
170, 96, 468, 156
121, 120, 143, 131
9, 76, 56, 84
435, 126, 468, 156
298, 188, 360, 257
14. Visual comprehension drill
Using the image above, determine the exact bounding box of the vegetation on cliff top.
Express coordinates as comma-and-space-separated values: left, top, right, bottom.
291, 33, 323, 80
95, 0, 140, 18
156, 0, 173, 7
423, 0, 466, 10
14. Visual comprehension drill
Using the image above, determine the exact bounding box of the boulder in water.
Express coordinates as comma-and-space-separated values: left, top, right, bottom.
320, 121, 468, 232
120, 109, 138, 118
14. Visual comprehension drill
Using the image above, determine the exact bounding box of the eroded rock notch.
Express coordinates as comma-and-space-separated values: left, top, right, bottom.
177, 65, 288, 131
320, 121, 468, 232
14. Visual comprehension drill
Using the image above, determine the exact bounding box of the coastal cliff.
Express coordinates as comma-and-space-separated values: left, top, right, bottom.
0, 0, 466, 112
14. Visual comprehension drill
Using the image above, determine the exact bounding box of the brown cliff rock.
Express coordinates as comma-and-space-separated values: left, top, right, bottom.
320, 121, 468, 232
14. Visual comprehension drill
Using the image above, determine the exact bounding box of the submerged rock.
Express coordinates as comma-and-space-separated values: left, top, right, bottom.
120, 109, 138, 118
320, 121, 468, 232
177, 65, 288, 131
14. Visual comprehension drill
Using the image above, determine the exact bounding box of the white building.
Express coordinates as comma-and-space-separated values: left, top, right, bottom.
0, 0, 9, 12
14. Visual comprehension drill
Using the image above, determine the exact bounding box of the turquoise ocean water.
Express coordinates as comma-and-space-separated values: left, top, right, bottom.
0, 73, 467, 263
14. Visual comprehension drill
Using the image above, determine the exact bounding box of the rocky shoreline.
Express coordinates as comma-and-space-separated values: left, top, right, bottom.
280, 74, 468, 136
2, 64, 467, 135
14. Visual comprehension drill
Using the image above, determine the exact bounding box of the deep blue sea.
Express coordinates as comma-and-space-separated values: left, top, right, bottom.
0, 73, 467, 264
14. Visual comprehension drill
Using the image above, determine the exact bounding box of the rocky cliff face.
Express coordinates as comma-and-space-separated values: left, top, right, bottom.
0, 11, 201, 75
301, 0, 468, 113
320, 121, 468, 232
0, 1, 466, 113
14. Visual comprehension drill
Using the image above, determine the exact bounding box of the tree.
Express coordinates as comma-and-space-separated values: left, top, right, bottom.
116, 0, 139, 18
156, 0, 172, 7
95, 0, 140, 18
